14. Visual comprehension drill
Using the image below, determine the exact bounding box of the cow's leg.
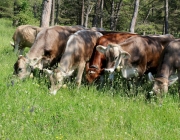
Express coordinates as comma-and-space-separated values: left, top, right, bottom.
19, 48, 24, 55
14, 44, 19, 54
76, 61, 86, 87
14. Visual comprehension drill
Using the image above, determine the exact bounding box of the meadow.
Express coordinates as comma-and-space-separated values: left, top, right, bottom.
0, 18, 180, 140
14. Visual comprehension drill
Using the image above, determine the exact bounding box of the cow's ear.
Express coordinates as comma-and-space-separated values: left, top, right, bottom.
66, 70, 74, 76
120, 50, 131, 59
96, 45, 106, 54
148, 72, 154, 82
10, 41, 14, 47
18, 55, 23, 59
168, 75, 178, 86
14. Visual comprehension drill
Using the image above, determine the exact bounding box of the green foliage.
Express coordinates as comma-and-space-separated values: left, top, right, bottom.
13, 0, 40, 26
136, 23, 161, 35
0, 1, 13, 18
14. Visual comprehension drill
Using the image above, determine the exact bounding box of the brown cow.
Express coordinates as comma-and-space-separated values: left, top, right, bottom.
13, 25, 85, 79
11, 25, 43, 55
149, 39, 180, 102
96, 34, 175, 80
43, 30, 103, 95
85, 32, 138, 83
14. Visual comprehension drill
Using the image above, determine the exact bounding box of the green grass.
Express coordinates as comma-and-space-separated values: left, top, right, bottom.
0, 18, 180, 140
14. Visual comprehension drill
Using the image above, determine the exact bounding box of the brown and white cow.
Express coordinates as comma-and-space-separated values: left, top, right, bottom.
85, 32, 138, 83
96, 34, 175, 80
149, 39, 180, 101
11, 25, 43, 55
43, 30, 103, 95
13, 25, 85, 79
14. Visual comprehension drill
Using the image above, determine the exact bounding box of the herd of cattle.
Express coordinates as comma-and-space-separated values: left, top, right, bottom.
11, 24, 180, 101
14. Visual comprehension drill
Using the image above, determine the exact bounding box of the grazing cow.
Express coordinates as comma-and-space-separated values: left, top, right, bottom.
149, 39, 180, 101
43, 30, 103, 95
85, 32, 138, 83
11, 25, 43, 55
13, 25, 85, 79
96, 34, 175, 80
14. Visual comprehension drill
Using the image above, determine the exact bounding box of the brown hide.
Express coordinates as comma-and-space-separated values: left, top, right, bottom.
14, 25, 84, 79
152, 39, 180, 96
101, 35, 175, 78
12, 25, 42, 54
85, 32, 138, 83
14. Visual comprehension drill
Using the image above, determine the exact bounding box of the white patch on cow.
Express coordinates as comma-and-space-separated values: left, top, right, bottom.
121, 67, 138, 79
89, 70, 96, 74
113, 46, 119, 56
105, 67, 115, 73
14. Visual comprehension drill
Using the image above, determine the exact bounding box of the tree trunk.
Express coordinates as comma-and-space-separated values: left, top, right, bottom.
100, 0, 104, 28
110, 0, 115, 30
113, 0, 123, 30
129, 0, 140, 33
13, 0, 19, 26
40, 0, 52, 27
55, 0, 60, 25
33, 2, 37, 18
92, 0, 101, 27
104, 0, 122, 30
81, 0, 85, 26
50, 0, 55, 26
84, 0, 93, 28
164, 0, 168, 34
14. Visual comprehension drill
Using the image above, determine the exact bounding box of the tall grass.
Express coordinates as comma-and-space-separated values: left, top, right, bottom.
0, 18, 180, 140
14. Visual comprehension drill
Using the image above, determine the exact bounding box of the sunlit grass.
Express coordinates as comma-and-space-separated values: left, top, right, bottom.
0, 18, 180, 140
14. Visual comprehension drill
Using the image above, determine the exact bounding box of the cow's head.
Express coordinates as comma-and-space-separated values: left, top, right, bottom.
152, 78, 169, 96
43, 68, 74, 95
148, 72, 178, 96
96, 43, 131, 74
86, 65, 104, 83
29, 57, 43, 70
13, 55, 31, 79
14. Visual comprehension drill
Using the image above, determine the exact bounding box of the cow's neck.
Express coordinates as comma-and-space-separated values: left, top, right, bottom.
58, 56, 72, 73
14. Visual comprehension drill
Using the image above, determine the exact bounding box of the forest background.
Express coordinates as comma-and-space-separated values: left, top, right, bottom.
0, 0, 180, 36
